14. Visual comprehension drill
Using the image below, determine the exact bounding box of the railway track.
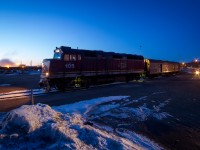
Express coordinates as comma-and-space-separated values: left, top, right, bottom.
0, 81, 140, 102
0, 81, 128, 101
0, 88, 58, 101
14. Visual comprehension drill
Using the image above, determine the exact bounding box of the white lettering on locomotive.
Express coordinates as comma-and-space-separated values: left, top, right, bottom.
65, 63, 75, 69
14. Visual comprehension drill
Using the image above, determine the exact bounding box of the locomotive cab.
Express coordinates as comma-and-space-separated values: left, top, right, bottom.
39, 47, 64, 91
39, 47, 84, 91
53, 48, 63, 60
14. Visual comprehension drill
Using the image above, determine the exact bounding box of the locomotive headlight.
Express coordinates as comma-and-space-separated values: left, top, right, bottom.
195, 70, 200, 75
55, 49, 61, 53
45, 72, 49, 76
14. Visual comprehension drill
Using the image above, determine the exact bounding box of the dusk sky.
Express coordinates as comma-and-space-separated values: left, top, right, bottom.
1, 0, 200, 66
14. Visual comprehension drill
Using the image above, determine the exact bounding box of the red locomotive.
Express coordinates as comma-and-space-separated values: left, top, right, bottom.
39, 46, 180, 91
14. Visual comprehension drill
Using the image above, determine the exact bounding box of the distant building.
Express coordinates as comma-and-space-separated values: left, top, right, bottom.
187, 61, 200, 68
19, 64, 26, 69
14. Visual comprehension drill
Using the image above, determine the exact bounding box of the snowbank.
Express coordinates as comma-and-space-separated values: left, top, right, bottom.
0, 96, 166, 150
54, 96, 129, 115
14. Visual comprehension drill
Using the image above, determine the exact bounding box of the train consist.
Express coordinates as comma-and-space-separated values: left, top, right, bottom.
39, 46, 180, 91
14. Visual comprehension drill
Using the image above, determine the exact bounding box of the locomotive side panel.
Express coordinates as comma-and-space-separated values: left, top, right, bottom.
65, 53, 82, 74
96, 57, 106, 75
120, 58, 128, 73
111, 59, 121, 74
133, 59, 145, 73
127, 59, 135, 73
48, 59, 66, 78
112, 59, 123, 74
82, 57, 97, 76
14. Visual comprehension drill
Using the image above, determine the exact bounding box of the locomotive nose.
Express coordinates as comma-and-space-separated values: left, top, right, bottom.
41, 59, 50, 76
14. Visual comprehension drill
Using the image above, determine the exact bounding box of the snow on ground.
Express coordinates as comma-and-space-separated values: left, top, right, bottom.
0, 95, 171, 149
54, 96, 129, 115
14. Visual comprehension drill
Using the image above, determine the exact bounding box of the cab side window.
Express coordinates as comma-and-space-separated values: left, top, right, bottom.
70, 54, 76, 61
64, 54, 70, 61
78, 55, 81, 60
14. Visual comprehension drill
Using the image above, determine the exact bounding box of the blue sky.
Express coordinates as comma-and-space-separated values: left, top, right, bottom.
0, 0, 200, 66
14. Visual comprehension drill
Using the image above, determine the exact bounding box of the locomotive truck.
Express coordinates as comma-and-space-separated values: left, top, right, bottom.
39, 46, 180, 91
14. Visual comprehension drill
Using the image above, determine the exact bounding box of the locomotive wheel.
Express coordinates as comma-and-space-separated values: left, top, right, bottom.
55, 81, 66, 91
44, 82, 51, 92
73, 77, 90, 89
83, 79, 90, 88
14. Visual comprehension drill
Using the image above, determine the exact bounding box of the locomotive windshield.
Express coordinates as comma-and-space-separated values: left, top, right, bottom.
53, 52, 62, 59
53, 49, 63, 59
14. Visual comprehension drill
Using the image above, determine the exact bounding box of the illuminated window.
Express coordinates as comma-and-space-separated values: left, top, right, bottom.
64, 54, 70, 61
70, 55, 76, 61
78, 55, 81, 60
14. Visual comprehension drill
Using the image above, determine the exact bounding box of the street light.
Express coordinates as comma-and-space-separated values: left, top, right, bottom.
6, 65, 10, 69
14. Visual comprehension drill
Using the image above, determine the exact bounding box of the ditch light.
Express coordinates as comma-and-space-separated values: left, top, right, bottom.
195, 70, 200, 75
45, 72, 49, 76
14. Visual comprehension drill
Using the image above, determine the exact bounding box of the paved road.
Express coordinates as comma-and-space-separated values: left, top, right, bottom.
0, 73, 200, 149
0, 73, 40, 93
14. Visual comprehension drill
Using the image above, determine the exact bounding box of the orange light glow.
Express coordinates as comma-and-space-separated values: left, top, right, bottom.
195, 70, 200, 75
15, 62, 20, 66
6, 65, 10, 69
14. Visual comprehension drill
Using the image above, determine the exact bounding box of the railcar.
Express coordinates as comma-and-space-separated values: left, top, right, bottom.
39, 46, 145, 91
145, 59, 180, 77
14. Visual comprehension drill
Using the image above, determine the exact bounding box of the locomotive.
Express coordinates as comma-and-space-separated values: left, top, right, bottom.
39, 46, 180, 91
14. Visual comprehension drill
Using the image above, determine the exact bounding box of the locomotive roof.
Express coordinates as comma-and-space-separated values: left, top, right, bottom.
148, 59, 180, 64
57, 46, 144, 60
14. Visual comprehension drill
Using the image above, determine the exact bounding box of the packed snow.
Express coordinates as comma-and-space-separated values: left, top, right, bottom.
0, 95, 172, 149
